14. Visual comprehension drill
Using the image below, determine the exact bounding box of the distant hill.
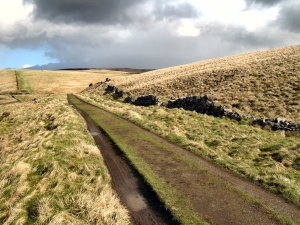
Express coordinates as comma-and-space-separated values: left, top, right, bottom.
98, 44, 300, 123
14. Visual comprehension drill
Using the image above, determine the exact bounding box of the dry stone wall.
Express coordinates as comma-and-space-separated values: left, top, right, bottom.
166, 95, 300, 131
87, 81, 300, 131
166, 95, 243, 120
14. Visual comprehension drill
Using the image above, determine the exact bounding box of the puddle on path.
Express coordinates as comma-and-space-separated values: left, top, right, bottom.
125, 193, 147, 212
90, 131, 100, 136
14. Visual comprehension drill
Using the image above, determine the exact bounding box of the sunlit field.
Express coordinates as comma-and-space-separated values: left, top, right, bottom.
16, 69, 134, 94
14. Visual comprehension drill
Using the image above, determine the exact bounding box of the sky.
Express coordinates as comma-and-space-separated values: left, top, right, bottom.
0, 0, 300, 70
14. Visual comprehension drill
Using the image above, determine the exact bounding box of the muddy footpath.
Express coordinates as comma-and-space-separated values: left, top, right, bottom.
69, 96, 176, 225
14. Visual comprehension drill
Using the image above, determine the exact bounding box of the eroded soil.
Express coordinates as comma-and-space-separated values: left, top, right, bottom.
69, 95, 300, 225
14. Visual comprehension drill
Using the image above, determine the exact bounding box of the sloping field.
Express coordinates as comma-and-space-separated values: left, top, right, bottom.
106, 44, 300, 122
0, 70, 17, 94
15, 69, 136, 94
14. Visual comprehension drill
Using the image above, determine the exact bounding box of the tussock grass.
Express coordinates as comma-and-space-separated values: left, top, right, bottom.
77, 93, 300, 206
98, 44, 300, 123
0, 95, 130, 224
0, 70, 17, 94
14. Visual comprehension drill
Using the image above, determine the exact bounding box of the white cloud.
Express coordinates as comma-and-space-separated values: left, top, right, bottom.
188, 0, 279, 31
189, 0, 245, 22
0, 0, 33, 23
21, 64, 33, 69
176, 19, 200, 37
234, 7, 280, 31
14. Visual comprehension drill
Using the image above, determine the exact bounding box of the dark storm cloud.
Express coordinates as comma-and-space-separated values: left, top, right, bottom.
155, 2, 201, 21
27, 23, 289, 71
0, 22, 47, 49
23, 0, 146, 25
274, 3, 300, 33
244, 0, 284, 8
24, 0, 201, 26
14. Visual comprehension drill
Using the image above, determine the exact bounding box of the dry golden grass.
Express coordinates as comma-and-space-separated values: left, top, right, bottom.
16, 69, 133, 94
102, 44, 300, 122
0, 95, 130, 224
0, 70, 17, 94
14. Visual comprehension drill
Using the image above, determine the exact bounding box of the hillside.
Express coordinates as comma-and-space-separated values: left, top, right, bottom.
99, 44, 300, 123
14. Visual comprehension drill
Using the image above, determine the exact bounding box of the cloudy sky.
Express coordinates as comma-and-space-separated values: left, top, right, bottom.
0, 0, 299, 70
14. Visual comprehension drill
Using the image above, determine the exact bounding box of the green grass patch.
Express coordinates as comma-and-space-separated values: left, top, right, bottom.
15, 71, 33, 93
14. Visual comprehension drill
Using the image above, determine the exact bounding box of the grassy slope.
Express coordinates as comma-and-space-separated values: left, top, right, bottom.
0, 70, 17, 94
105, 44, 300, 123
78, 93, 300, 207
0, 95, 129, 224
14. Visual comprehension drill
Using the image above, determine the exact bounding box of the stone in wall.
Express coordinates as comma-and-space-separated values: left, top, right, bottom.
106, 85, 117, 93
124, 96, 136, 103
115, 88, 127, 98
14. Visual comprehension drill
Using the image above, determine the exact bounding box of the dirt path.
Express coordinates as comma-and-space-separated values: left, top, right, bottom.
69, 95, 300, 225
68, 96, 177, 225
